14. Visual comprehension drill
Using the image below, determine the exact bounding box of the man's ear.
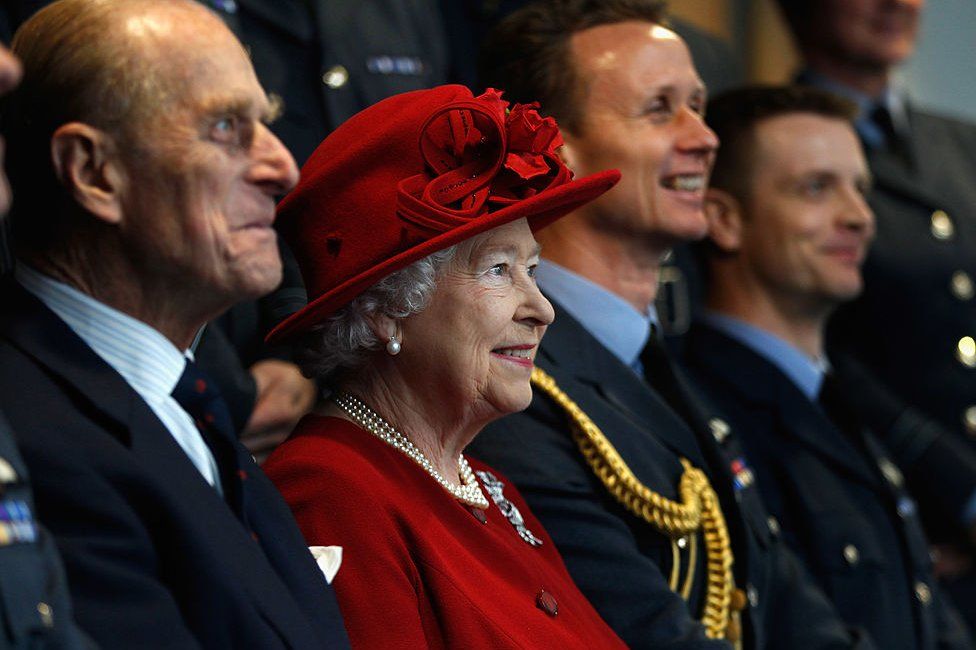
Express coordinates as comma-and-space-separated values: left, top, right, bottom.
50, 122, 126, 225
704, 187, 745, 253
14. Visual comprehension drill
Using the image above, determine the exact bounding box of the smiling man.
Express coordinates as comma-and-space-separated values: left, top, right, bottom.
469, 1, 868, 648
0, 0, 349, 647
781, 0, 976, 631
683, 84, 971, 650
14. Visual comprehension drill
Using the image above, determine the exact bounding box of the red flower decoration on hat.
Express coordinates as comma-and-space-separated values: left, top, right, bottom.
396, 89, 573, 235
492, 100, 569, 207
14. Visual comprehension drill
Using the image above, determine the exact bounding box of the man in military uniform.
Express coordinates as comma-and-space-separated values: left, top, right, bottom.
470, 1, 869, 647
0, 39, 90, 650
778, 0, 976, 626
683, 84, 971, 650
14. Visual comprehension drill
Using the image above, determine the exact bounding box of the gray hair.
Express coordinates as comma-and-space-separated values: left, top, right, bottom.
295, 246, 458, 385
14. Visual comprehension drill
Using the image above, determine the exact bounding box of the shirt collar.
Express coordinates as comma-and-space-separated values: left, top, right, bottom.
16, 265, 189, 404
797, 69, 909, 147
701, 311, 828, 400
536, 260, 654, 370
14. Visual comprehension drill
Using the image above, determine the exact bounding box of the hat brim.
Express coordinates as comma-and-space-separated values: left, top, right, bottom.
266, 168, 620, 344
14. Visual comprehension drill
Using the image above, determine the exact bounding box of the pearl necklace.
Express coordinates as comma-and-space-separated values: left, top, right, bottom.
333, 393, 489, 509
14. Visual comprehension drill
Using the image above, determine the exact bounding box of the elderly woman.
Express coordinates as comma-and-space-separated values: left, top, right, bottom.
262, 85, 623, 648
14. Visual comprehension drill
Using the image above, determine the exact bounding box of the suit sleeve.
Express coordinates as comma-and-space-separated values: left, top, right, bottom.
470, 413, 730, 650
16, 439, 204, 650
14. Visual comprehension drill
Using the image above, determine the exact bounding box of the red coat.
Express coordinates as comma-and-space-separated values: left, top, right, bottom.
264, 416, 626, 649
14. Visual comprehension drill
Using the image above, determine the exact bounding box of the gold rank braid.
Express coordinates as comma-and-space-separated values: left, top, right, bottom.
530, 367, 736, 641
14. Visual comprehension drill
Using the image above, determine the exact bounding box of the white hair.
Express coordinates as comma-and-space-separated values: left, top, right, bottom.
294, 246, 458, 385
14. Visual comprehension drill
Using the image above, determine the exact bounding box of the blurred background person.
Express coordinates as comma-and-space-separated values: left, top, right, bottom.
0, 1, 349, 646
262, 84, 625, 648
685, 84, 972, 650
779, 0, 976, 628
0, 36, 91, 650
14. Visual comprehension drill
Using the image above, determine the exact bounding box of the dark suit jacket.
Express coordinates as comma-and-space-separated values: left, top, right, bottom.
0, 282, 349, 649
827, 104, 976, 460
684, 322, 972, 650
469, 302, 869, 649
0, 411, 91, 649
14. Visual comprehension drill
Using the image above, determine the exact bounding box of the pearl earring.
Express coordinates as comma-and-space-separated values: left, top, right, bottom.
386, 335, 401, 356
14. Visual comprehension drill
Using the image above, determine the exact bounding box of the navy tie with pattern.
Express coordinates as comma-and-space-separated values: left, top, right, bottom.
172, 359, 248, 525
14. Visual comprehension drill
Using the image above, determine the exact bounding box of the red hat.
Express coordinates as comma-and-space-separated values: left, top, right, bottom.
267, 84, 620, 343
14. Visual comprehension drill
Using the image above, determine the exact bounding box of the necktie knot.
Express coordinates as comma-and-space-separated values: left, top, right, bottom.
859, 102, 903, 156
172, 360, 236, 445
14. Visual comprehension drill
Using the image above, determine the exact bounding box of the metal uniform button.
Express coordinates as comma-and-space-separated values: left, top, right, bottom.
709, 418, 731, 444
767, 516, 780, 537
322, 65, 349, 89
37, 602, 53, 628
963, 406, 976, 437
267, 93, 284, 120
878, 458, 904, 488
676, 536, 688, 549
731, 588, 747, 611
747, 584, 759, 608
0, 456, 18, 484
952, 271, 975, 300
931, 210, 955, 240
915, 581, 932, 606
843, 544, 860, 566
957, 336, 976, 368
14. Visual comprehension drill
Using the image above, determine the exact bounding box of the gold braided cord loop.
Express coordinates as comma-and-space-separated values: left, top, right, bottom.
531, 367, 736, 641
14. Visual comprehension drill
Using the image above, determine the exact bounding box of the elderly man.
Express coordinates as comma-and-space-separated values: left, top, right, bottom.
0, 1, 349, 647
0, 39, 91, 650
469, 1, 869, 648
683, 84, 971, 650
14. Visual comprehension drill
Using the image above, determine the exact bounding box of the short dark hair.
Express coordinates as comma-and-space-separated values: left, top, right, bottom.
478, 0, 666, 135
706, 85, 858, 200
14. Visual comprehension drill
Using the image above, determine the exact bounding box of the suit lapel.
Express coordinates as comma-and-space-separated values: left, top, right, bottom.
869, 105, 974, 215
868, 151, 945, 211
0, 282, 324, 646
540, 301, 706, 466
689, 324, 881, 489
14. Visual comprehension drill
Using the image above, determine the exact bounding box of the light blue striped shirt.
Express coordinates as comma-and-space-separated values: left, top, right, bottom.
17, 265, 220, 491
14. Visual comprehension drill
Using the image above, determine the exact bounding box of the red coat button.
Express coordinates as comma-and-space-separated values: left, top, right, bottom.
536, 589, 558, 617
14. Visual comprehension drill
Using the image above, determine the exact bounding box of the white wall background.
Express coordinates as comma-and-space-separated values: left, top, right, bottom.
898, 0, 976, 121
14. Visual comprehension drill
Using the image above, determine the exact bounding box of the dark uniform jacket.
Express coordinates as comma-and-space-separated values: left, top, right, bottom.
684, 322, 973, 650
208, 0, 450, 166
469, 301, 870, 649
827, 104, 976, 452
0, 283, 350, 649
0, 412, 90, 649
